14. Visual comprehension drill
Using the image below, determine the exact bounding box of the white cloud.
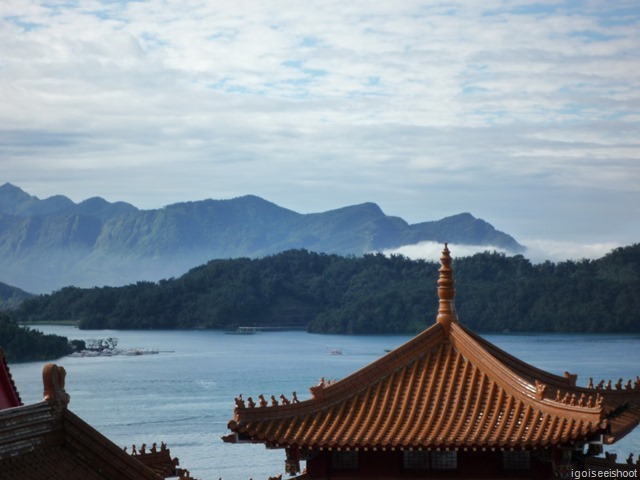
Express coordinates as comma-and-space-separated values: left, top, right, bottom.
520, 239, 621, 264
0, 1, 638, 244
380, 240, 621, 264
381, 242, 512, 262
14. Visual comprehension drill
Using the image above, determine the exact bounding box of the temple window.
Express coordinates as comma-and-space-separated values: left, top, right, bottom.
403, 450, 430, 469
432, 451, 457, 469
403, 451, 457, 469
331, 450, 358, 469
502, 450, 531, 469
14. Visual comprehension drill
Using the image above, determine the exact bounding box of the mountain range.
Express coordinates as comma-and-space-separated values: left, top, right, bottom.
0, 183, 524, 293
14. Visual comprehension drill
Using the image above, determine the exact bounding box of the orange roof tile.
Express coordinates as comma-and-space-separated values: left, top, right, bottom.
226, 244, 640, 451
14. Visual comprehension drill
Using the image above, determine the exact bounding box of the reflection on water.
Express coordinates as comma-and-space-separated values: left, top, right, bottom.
9, 326, 640, 479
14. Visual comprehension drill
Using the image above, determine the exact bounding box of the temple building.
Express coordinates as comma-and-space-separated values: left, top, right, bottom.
225, 245, 640, 479
0, 348, 195, 479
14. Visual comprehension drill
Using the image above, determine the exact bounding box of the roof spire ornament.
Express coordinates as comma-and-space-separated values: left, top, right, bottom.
436, 243, 458, 332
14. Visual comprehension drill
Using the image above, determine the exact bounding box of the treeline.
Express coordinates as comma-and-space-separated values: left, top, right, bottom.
0, 312, 73, 362
7, 244, 640, 334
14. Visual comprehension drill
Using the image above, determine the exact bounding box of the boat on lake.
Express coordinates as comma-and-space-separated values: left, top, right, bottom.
225, 327, 258, 335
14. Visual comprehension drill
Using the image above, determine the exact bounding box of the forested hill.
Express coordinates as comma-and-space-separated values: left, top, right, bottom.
0, 313, 73, 362
9, 244, 640, 334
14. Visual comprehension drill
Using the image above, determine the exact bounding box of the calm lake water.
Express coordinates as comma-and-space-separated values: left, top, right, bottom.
8, 326, 640, 479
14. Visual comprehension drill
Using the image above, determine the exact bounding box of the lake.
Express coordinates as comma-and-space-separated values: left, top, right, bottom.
8, 326, 640, 479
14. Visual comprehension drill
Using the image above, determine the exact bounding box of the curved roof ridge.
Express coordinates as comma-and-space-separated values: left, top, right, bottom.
234, 323, 446, 421
318, 323, 446, 402
458, 326, 640, 401
449, 323, 604, 420
458, 325, 575, 388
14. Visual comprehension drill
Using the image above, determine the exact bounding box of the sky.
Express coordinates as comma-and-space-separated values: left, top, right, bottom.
1, 0, 639, 262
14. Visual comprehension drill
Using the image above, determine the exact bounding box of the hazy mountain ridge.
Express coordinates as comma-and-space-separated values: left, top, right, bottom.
0, 282, 33, 310
0, 183, 524, 293
0, 182, 138, 219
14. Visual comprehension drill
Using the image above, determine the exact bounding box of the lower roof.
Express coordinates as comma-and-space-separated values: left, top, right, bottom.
0, 362, 164, 480
0, 401, 163, 480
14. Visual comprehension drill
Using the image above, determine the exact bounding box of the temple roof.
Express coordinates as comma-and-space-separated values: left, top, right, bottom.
0, 348, 21, 410
0, 403, 163, 479
0, 363, 163, 479
226, 245, 640, 451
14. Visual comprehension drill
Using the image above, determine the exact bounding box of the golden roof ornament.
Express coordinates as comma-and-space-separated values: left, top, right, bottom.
436, 243, 458, 332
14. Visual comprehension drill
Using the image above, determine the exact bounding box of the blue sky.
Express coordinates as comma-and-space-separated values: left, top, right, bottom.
1, 0, 639, 261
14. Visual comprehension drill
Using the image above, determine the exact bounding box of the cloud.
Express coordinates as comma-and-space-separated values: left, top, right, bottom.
381, 242, 512, 262
381, 239, 621, 264
520, 239, 621, 263
0, 1, 638, 243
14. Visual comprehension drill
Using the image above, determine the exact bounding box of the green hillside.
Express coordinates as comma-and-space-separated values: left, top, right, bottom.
9, 244, 640, 334
0, 312, 73, 362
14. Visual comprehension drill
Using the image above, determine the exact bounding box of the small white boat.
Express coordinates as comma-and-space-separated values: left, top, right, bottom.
225, 326, 258, 335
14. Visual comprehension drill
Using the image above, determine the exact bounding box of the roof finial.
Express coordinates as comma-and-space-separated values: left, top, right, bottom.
437, 243, 458, 332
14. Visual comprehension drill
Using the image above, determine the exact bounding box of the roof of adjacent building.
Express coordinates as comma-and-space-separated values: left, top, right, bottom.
0, 362, 163, 479
226, 245, 640, 451
0, 348, 22, 410
130, 443, 180, 478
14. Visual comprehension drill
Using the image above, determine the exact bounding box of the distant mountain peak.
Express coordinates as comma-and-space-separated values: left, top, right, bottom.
0, 182, 74, 216
0, 182, 27, 194
0, 184, 137, 219
314, 201, 385, 217
0, 182, 33, 205
447, 212, 475, 220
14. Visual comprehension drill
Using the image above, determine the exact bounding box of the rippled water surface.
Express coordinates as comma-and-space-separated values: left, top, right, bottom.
9, 327, 640, 479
